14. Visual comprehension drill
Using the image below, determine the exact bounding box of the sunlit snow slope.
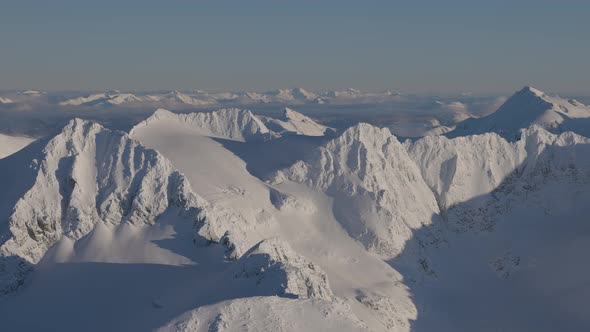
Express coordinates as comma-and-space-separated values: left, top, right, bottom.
0, 133, 35, 159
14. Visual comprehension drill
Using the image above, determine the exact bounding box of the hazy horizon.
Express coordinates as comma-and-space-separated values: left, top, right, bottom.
2, 0, 589, 94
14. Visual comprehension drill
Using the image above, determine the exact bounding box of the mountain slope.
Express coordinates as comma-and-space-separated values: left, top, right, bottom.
407, 125, 590, 211
267, 88, 318, 103
158, 296, 364, 332
5, 103, 590, 331
401, 126, 590, 331
0, 117, 366, 331
131, 112, 419, 331
406, 132, 525, 209
261, 107, 329, 136
59, 93, 144, 106
0, 133, 35, 159
132, 108, 272, 142
273, 123, 441, 259
0, 119, 216, 294
448, 86, 590, 139
145, 90, 216, 106
59, 93, 110, 106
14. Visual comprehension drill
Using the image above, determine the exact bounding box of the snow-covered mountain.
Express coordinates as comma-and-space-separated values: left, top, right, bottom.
403, 126, 590, 330
0, 97, 15, 104
59, 90, 215, 107
273, 123, 441, 259
46, 87, 417, 109
228, 88, 318, 104
261, 107, 330, 136
132, 107, 329, 142
105, 93, 143, 105
268, 88, 318, 103
0, 119, 212, 294
3, 99, 590, 331
128, 109, 418, 331
406, 132, 525, 209
0, 116, 372, 331
431, 100, 472, 124
19, 90, 44, 96
316, 89, 402, 104
270, 120, 590, 330
132, 108, 272, 142
448, 86, 590, 139
59, 93, 110, 106
144, 90, 217, 107
59, 92, 144, 106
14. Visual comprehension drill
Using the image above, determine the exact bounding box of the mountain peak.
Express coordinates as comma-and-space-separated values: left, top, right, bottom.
447, 86, 590, 139
132, 108, 271, 142
283, 107, 302, 120
518, 86, 546, 98
62, 117, 104, 134
339, 122, 395, 143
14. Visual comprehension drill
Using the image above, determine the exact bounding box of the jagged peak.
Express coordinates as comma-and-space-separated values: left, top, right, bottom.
520, 124, 590, 146
59, 118, 106, 137
336, 123, 397, 145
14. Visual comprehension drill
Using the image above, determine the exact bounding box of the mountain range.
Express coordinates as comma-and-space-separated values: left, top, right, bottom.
1, 87, 590, 331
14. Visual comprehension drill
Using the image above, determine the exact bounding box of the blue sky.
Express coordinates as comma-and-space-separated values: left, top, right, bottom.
1, 0, 589, 94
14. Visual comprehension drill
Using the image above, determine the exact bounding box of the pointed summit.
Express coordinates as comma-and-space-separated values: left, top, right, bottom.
447, 86, 590, 139
518, 86, 545, 97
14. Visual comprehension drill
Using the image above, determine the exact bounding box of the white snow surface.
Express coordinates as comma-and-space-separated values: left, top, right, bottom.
0, 119, 220, 295
273, 123, 441, 259
158, 297, 364, 332
59, 93, 143, 106
2, 103, 590, 331
261, 107, 329, 136
132, 108, 272, 142
0, 133, 35, 159
130, 111, 418, 331
144, 90, 217, 106
449, 86, 590, 139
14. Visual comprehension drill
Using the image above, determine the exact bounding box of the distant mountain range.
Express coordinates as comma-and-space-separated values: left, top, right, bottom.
0, 88, 406, 108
